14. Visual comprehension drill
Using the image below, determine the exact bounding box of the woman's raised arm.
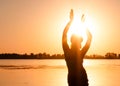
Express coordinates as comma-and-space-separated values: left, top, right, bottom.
62, 9, 74, 51
81, 29, 92, 56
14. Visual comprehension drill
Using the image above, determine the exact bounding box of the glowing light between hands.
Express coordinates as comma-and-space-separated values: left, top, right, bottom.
67, 14, 87, 43
67, 13, 94, 46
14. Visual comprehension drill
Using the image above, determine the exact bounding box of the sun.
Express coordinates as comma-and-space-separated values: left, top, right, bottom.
67, 13, 94, 45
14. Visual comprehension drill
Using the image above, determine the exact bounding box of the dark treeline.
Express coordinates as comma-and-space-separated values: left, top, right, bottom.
0, 53, 64, 59
0, 52, 120, 59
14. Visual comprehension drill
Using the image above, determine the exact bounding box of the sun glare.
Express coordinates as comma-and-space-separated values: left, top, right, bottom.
67, 13, 94, 45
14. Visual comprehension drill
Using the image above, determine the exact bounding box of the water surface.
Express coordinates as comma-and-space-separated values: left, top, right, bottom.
0, 59, 120, 86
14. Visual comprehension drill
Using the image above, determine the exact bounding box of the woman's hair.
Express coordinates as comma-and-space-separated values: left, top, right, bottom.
70, 34, 83, 44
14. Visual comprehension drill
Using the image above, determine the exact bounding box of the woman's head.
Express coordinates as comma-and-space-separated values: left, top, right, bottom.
70, 34, 83, 50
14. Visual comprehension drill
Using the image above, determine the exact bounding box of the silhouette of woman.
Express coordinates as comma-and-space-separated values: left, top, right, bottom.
62, 9, 92, 86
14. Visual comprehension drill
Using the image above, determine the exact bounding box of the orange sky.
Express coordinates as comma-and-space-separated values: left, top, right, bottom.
0, 0, 120, 55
